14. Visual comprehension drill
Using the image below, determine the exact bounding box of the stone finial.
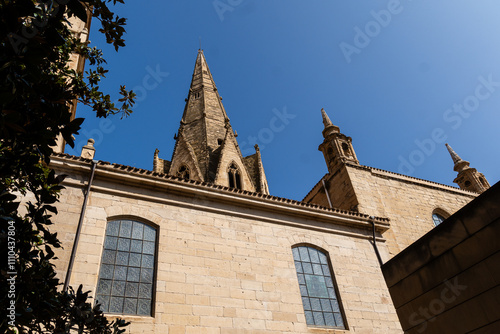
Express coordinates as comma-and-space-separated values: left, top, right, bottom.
445, 143, 469, 172
321, 108, 333, 128
153, 148, 161, 173
321, 108, 340, 138
80, 139, 95, 160
445, 143, 462, 164
445, 143, 490, 193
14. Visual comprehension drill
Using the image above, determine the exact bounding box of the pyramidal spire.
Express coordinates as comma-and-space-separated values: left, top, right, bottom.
172, 50, 232, 181
182, 49, 229, 124
321, 108, 339, 138
321, 108, 333, 127
445, 143, 469, 172
445, 143, 463, 165
160, 50, 269, 194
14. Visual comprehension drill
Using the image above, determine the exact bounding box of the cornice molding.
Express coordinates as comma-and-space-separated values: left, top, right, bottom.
51, 153, 390, 239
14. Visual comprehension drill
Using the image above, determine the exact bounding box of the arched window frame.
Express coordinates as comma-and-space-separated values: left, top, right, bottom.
432, 209, 449, 227
291, 244, 348, 329
341, 142, 351, 156
227, 162, 242, 190
95, 217, 159, 316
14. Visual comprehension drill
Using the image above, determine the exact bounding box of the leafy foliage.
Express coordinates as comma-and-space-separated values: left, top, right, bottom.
0, 0, 135, 332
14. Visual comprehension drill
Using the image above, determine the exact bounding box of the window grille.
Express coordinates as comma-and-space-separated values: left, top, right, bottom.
292, 246, 346, 328
96, 220, 157, 316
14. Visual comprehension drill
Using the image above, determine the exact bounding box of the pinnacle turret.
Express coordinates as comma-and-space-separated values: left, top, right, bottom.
445, 143, 490, 193
318, 108, 358, 173
321, 108, 340, 138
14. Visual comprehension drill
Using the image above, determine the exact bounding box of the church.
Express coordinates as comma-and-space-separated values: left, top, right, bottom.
50, 47, 491, 333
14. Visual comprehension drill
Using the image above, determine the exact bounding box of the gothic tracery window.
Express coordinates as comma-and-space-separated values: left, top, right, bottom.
95, 220, 157, 316
228, 163, 242, 189
292, 245, 346, 329
177, 165, 190, 181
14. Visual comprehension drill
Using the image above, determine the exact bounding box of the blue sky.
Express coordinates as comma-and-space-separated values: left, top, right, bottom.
69, 1, 500, 201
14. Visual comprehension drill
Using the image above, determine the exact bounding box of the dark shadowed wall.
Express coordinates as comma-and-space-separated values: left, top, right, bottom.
382, 181, 500, 334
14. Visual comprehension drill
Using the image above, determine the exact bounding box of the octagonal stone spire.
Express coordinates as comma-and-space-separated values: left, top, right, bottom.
154, 50, 269, 195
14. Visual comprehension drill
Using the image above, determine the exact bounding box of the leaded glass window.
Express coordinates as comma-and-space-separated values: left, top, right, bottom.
432, 213, 446, 226
96, 220, 157, 316
292, 246, 346, 329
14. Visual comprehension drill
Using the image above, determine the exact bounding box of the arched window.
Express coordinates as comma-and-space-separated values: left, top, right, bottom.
176, 165, 190, 181
228, 163, 242, 190
96, 220, 157, 316
480, 177, 488, 187
341, 142, 351, 156
432, 213, 446, 226
292, 245, 346, 329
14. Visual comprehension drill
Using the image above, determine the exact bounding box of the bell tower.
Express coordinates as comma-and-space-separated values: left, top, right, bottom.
446, 143, 490, 193
318, 108, 359, 174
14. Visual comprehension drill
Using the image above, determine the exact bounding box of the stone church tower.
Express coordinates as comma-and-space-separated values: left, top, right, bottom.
446, 143, 490, 193
153, 50, 269, 194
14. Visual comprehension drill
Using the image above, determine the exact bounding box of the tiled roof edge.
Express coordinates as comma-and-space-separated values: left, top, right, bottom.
348, 163, 478, 196
51, 153, 389, 223
301, 163, 477, 202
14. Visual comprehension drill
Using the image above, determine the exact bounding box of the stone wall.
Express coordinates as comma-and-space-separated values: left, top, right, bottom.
305, 168, 359, 213
305, 164, 476, 259
51, 157, 402, 333
344, 165, 476, 256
